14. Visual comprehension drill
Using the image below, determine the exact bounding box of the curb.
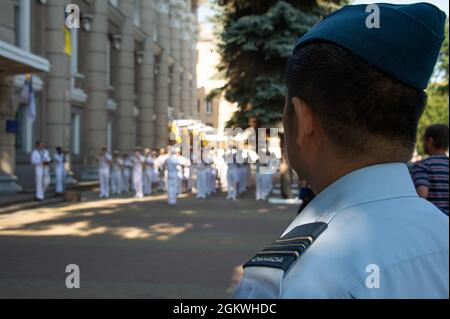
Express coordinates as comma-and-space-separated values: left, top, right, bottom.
0, 181, 99, 215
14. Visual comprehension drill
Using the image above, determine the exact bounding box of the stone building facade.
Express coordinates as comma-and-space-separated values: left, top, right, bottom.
0, 0, 201, 191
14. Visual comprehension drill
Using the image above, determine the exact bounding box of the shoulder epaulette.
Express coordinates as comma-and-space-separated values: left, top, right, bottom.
243, 222, 328, 273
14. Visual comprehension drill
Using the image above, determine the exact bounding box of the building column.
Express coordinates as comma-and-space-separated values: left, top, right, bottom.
45, 0, 71, 151
138, 0, 156, 148
117, 0, 136, 153
155, 0, 170, 148
189, 14, 199, 119
169, 0, 184, 119
0, 1, 21, 192
81, 0, 109, 180
180, 12, 191, 119
0, 79, 22, 192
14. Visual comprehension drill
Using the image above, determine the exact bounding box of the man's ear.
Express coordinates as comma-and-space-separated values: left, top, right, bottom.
291, 97, 313, 148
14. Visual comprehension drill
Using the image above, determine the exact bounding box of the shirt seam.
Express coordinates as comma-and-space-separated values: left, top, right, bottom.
332, 193, 419, 215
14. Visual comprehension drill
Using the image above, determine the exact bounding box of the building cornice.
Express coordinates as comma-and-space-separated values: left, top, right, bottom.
153, 42, 163, 56
133, 25, 147, 42
107, 2, 126, 26
0, 40, 50, 75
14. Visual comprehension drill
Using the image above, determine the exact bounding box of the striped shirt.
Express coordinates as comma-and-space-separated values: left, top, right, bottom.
411, 155, 449, 215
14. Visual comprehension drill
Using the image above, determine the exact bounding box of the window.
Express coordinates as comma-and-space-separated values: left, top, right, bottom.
15, 104, 34, 153
205, 100, 213, 114
71, 113, 80, 155
14, 0, 30, 50
133, 0, 141, 27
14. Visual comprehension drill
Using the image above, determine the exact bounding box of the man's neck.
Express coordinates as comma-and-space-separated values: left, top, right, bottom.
310, 158, 390, 194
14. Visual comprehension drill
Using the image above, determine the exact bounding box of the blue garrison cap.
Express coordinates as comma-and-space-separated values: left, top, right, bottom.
294, 3, 447, 89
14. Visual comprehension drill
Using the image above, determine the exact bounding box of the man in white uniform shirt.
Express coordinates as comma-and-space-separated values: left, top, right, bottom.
98, 147, 112, 198
121, 153, 132, 193
165, 147, 181, 204
143, 148, 154, 195
53, 147, 66, 194
111, 150, 123, 195
233, 3, 449, 298
31, 141, 51, 201
132, 146, 145, 198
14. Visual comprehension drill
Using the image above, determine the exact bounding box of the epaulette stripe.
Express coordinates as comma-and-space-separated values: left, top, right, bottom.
243, 222, 328, 273
256, 251, 300, 257
267, 243, 308, 250
275, 236, 313, 243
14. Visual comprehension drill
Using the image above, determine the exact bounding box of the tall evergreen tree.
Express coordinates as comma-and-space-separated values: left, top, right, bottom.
213, 0, 346, 128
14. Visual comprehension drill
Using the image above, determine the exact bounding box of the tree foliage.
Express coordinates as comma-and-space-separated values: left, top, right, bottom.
417, 21, 449, 155
213, 0, 345, 128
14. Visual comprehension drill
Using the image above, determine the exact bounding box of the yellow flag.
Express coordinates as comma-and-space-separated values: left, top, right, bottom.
64, 27, 72, 56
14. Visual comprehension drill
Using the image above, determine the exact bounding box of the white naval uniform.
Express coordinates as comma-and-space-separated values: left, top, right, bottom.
132, 154, 145, 198
196, 162, 208, 199
122, 158, 132, 193
111, 158, 123, 195
256, 160, 274, 200
255, 163, 265, 200
143, 155, 154, 195
156, 154, 169, 191
166, 155, 181, 204
53, 153, 65, 193
98, 153, 112, 197
180, 156, 192, 192
233, 163, 449, 298
31, 149, 51, 200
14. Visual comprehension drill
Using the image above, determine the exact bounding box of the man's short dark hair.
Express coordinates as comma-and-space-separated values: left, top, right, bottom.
286, 42, 427, 159
425, 124, 449, 150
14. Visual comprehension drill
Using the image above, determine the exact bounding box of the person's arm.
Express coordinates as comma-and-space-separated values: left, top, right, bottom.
416, 185, 429, 199
411, 163, 430, 199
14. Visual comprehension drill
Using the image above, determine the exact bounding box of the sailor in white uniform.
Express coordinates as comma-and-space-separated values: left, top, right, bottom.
121, 153, 132, 193
132, 146, 145, 198
98, 147, 112, 198
233, 3, 449, 299
143, 148, 154, 195
156, 148, 169, 192
255, 161, 265, 201
111, 150, 123, 195
31, 141, 51, 201
195, 159, 208, 199
165, 147, 181, 204
53, 147, 66, 194
226, 150, 239, 200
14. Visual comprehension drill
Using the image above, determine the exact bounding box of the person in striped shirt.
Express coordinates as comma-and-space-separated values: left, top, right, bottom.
411, 124, 449, 215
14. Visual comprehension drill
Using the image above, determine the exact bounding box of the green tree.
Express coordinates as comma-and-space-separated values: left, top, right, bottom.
416, 21, 449, 154
213, 0, 345, 128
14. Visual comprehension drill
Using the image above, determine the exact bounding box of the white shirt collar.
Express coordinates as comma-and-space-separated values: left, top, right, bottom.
283, 162, 418, 235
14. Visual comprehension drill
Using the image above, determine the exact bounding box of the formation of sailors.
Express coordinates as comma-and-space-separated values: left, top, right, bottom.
31, 141, 276, 204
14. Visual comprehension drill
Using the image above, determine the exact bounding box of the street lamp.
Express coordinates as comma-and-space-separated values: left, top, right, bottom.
135, 51, 144, 65
81, 14, 93, 32
112, 35, 122, 50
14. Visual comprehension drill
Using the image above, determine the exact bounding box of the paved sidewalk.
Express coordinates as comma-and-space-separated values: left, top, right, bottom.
0, 181, 99, 215
0, 188, 296, 298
